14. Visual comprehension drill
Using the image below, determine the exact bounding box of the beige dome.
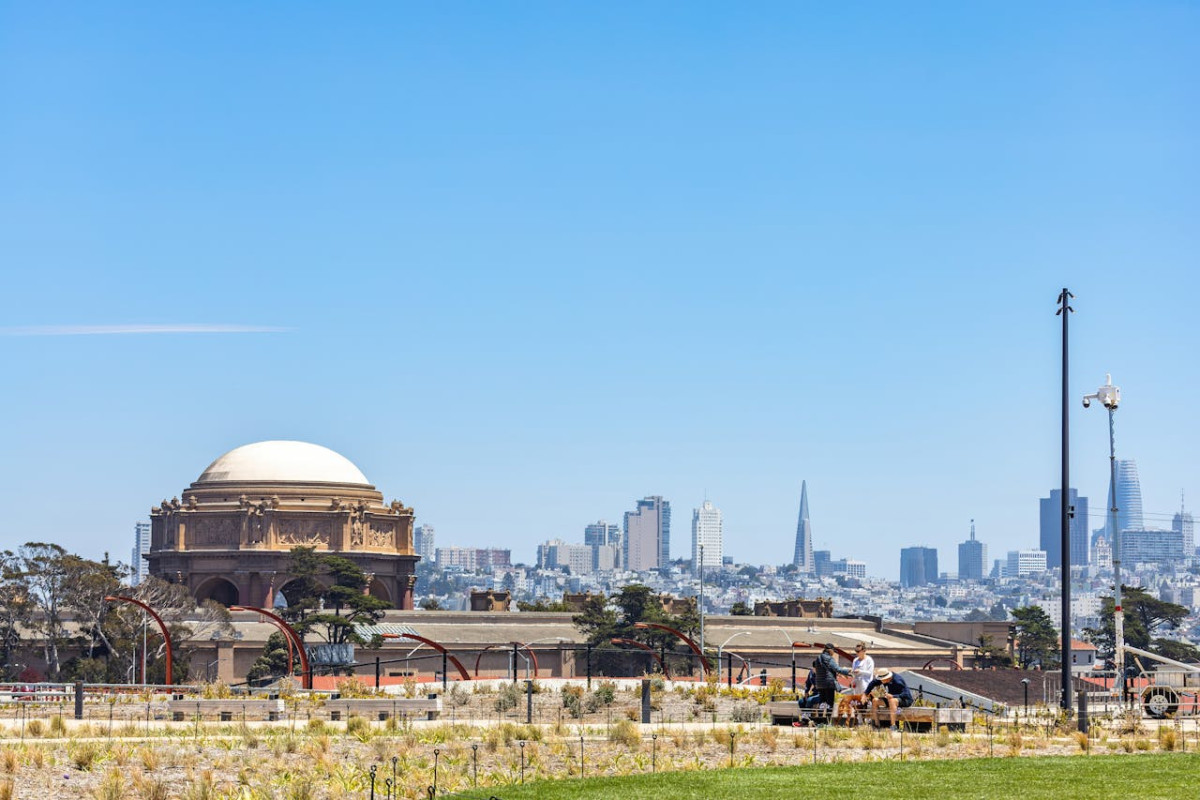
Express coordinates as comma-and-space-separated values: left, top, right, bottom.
196, 441, 371, 486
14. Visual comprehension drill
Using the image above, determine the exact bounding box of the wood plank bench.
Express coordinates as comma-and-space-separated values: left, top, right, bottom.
167, 698, 285, 722
324, 697, 442, 722
767, 700, 972, 731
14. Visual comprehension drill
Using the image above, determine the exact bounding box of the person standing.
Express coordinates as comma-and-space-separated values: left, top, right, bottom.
812, 642, 851, 721
851, 643, 875, 695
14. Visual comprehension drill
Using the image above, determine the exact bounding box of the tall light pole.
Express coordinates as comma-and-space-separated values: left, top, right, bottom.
1056, 288, 1074, 711
1083, 373, 1122, 701
698, 544, 705, 655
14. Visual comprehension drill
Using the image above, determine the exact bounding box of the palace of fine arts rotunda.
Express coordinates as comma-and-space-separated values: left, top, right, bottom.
146, 440, 419, 609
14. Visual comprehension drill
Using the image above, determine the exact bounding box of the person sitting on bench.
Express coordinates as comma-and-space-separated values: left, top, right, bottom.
864, 668, 913, 729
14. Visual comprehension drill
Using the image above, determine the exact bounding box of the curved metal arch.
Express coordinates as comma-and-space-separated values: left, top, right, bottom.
632, 622, 711, 677
104, 595, 173, 686
610, 637, 672, 680
921, 658, 963, 671
230, 605, 311, 689
381, 633, 471, 680
472, 642, 539, 679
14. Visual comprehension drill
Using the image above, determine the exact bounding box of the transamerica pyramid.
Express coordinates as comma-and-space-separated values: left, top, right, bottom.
792, 480, 814, 572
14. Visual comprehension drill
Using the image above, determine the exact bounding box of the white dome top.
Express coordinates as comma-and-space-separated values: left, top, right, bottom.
196, 441, 371, 486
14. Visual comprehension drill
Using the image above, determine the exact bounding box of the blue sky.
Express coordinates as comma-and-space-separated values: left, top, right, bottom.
1, 3, 1197, 580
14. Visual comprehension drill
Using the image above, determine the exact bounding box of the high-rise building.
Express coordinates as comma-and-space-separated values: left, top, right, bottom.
813, 550, 833, 577
435, 547, 510, 571
584, 521, 621, 569
691, 501, 723, 573
537, 539, 594, 575
1039, 489, 1089, 569
1173, 502, 1194, 556
792, 481, 815, 573
957, 520, 988, 581
624, 496, 670, 571
130, 521, 151, 586
1106, 459, 1144, 537
584, 521, 621, 548
1006, 549, 1048, 577
899, 546, 938, 588
1121, 529, 1185, 565
414, 525, 436, 562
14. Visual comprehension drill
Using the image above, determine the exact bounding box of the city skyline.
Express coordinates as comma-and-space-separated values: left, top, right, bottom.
3, 5, 1197, 580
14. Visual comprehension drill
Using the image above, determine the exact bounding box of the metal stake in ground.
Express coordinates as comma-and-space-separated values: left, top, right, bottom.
432, 748, 440, 795
519, 741, 526, 783
369, 765, 376, 800
579, 735, 585, 777
651, 734, 657, 773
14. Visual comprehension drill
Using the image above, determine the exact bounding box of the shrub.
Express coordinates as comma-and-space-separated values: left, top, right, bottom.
730, 703, 761, 723
49, 715, 67, 736
95, 768, 125, 800
71, 741, 102, 771
594, 682, 617, 706
494, 683, 522, 712
25, 720, 43, 738
609, 719, 641, 749
1159, 727, 1178, 751
345, 715, 371, 736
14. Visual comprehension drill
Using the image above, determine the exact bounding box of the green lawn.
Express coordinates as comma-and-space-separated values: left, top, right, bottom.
448, 753, 1200, 799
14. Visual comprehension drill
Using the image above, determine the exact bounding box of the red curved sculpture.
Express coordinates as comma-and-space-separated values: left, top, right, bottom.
105, 595, 173, 686
633, 621, 711, 677
230, 605, 311, 689
472, 642, 539, 679
380, 633, 471, 680
610, 637, 672, 680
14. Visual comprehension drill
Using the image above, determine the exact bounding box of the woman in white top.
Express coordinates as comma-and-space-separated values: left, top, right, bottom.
851, 642, 875, 695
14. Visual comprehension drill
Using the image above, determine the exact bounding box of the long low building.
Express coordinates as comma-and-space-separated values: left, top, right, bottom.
193, 610, 991, 685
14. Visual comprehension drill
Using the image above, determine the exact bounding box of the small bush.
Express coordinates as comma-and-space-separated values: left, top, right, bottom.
0, 780, 11, 800
94, 768, 125, 800
71, 742, 102, 771
306, 718, 326, 734
25, 720, 44, 738
609, 718, 641, 749
49, 715, 67, 736
594, 681, 617, 706
345, 715, 371, 736
1159, 727, 1178, 751
1, 750, 16, 774
494, 683, 522, 712
730, 703, 760, 723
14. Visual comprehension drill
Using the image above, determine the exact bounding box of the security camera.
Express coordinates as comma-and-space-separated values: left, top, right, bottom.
1082, 397, 1091, 408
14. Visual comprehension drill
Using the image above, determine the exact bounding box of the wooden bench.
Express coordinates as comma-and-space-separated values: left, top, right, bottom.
324, 697, 441, 722
167, 698, 285, 722
767, 700, 972, 731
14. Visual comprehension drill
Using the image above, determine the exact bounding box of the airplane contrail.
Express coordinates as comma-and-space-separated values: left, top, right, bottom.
1, 324, 293, 336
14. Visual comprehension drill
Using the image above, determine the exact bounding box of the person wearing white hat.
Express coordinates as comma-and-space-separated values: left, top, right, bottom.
864, 667, 913, 729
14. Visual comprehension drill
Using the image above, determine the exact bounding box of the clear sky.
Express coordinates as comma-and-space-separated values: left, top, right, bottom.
1, 3, 1197, 580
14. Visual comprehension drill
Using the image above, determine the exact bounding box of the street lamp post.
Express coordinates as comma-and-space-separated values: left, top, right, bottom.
770, 627, 796, 692
1083, 373, 1123, 703
717, 632, 751, 688
698, 545, 705, 657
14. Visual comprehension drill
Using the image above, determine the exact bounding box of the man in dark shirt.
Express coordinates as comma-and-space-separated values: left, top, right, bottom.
811, 642, 852, 722
864, 668, 913, 728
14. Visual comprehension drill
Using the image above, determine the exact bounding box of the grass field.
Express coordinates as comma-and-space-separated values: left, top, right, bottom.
450, 753, 1200, 799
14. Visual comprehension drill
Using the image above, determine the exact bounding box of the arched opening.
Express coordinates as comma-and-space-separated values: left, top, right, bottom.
367, 577, 392, 605
195, 577, 240, 607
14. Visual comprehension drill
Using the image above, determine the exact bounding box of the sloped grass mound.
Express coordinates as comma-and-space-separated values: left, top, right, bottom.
450, 753, 1200, 800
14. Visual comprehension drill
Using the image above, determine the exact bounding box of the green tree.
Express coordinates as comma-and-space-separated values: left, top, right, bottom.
1011, 605, 1060, 669
729, 601, 753, 616
573, 585, 700, 676
13, 543, 72, 678
282, 547, 390, 647
0, 552, 33, 680
1083, 586, 1196, 663
247, 632, 295, 684
973, 634, 1014, 668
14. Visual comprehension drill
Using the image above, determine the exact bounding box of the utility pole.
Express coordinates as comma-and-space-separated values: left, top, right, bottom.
1056, 288, 1074, 712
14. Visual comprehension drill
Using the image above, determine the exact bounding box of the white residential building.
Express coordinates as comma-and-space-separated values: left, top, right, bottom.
691, 500, 723, 574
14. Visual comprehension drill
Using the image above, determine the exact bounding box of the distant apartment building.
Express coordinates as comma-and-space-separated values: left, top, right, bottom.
1121, 529, 1185, 566
1039, 489, 1089, 569
1173, 508, 1195, 556
537, 539, 594, 575
131, 521, 151, 586
435, 547, 511, 571
584, 520, 622, 570
1006, 549, 1048, 578
957, 521, 988, 581
691, 500, 723, 573
900, 546, 938, 588
624, 496, 670, 571
414, 525, 436, 562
